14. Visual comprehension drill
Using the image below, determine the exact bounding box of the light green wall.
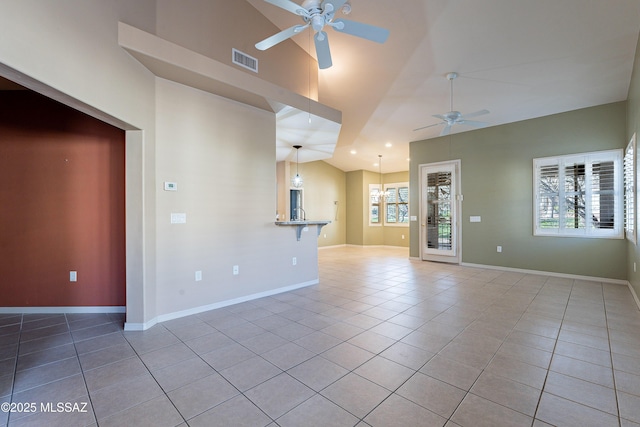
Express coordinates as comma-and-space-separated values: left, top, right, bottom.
410, 102, 628, 280
295, 160, 346, 247
627, 31, 640, 297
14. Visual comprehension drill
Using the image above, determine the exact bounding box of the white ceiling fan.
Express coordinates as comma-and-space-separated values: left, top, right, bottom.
255, 0, 390, 69
414, 72, 490, 136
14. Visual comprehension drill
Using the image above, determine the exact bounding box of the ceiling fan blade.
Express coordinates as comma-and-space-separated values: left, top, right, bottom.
264, 0, 309, 16
331, 18, 389, 44
322, 0, 348, 11
413, 122, 443, 132
440, 125, 452, 136
460, 120, 488, 127
462, 109, 490, 119
432, 114, 447, 121
256, 24, 308, 50
314, 31, 332, 69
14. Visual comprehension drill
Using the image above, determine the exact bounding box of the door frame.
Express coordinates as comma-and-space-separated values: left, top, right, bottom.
419, 159, 462, 264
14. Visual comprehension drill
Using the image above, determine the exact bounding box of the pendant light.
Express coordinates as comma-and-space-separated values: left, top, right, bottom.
371, 154, 389, 202
292, 145, 304, 188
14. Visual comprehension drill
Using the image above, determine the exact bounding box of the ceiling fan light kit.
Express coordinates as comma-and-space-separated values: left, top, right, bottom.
255, 0, 390, 69
414, 72, 490, 136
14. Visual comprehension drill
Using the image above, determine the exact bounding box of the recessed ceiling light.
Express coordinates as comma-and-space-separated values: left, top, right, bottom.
373, 163, 379, 167
350, 149, 357, 154
385, 142, 392, 148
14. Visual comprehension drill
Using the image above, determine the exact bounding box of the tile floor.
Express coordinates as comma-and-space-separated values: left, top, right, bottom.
1, 246, 640, 426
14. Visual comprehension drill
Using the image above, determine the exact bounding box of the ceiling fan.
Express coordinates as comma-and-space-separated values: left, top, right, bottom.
414, 72, 490, 136
255, 0, 389, 69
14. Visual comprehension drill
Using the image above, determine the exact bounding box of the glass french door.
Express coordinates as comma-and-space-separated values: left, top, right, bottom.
421, 161, 461, 263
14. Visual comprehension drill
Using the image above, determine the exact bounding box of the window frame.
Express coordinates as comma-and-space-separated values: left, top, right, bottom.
383, 182, 410, 227
625, 134, 636, 243
533, 149, 623, 239
369, 183, 382, 226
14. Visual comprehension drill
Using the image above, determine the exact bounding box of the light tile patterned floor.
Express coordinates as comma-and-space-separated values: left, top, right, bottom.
1, 246, 640, 426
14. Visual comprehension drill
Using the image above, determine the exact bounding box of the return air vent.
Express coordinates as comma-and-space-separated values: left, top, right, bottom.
232, 48, 258, 73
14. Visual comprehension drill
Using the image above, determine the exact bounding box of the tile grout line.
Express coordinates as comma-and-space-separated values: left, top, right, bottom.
160, 322, 276, 425
601, 284, 623, 427
4, 314, 23, 427
65, 313, 99, 427
434, 272, 556, 426
527, 277, 574, 426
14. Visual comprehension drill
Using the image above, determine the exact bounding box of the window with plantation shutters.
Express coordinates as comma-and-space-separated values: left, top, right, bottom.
369, 184, 381, 225
384, 183, 409, 225
624, 135, 636, 243
369, 182, 410, 226
534, 149, 623, 238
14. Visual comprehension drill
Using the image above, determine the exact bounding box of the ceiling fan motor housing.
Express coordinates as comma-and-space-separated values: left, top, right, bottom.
302, 0, 323, 16
444, 111, 462, 123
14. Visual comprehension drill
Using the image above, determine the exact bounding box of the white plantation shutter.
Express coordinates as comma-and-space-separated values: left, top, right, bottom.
534, 149, 623, 238
383, 183, 409, 225
624, 136, 636, 242
537, 163, 560, 230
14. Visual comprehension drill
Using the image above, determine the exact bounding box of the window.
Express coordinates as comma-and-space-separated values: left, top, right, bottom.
369, 182, 410, 226
384, 184, 409, 225
625, 135, 636, 243
369, 184, 381, 225
534, 149, 623, 238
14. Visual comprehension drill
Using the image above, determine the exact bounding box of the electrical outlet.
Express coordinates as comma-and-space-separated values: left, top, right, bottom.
233, 265, 239, 275
401, 234, 405, 240
292, 257, 297, 266
195, 271, 202, 281
497, 246, 502, 253
70, 271, 77, 282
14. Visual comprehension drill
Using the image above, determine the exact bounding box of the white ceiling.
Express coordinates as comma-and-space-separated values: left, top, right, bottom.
248, 0, 640, 173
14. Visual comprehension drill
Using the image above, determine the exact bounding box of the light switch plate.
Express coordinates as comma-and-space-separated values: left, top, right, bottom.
171, 213, 187, 224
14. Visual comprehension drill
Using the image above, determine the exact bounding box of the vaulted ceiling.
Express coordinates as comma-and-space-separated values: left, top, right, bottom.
248, 0, 640, 173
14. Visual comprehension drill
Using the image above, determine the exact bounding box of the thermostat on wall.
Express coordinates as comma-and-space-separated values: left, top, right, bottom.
164, 182, 178, 191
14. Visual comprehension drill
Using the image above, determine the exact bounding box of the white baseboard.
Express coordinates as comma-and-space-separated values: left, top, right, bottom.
628, 282, 640, 311
318, 244, 347, 250
124, 279, 319, 331
0, 306, 125, 314
123, 318, 157, 331
344, 244, 409, 249
461, 262, 628, 285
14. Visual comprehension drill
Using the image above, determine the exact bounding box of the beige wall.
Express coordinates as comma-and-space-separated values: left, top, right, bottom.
155, 0, 318, 100
155, 79, 320, 317
346, 171, 365, 245
292, 161, 347, 247
0, 0, 158, 324
345, 170, 410, 247
0, 1, 324, 328
410, 102, 628, 280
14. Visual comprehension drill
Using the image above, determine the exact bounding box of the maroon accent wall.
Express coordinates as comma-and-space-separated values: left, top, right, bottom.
0, 91, 126, 306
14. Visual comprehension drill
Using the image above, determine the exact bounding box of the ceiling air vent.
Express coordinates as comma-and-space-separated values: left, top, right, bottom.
232, 48, 258, 73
